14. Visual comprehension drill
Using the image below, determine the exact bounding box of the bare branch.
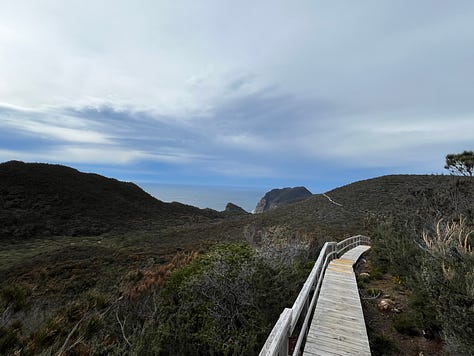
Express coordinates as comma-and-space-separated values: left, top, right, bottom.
116, 312, 132, 347
57, 314, 86, 356
0, 305, 12, 327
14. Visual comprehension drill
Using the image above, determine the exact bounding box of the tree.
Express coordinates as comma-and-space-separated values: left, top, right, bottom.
445, 151, 474, 177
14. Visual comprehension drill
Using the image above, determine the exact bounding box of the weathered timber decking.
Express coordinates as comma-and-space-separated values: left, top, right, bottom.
303, 245, 371, 356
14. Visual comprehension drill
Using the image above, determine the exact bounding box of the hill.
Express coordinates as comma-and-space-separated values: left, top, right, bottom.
245, 175, 474, 242
254, 186, 312, 213
223, 202, 250, 216
0, 161, 221, 239
2, 170, 473, 355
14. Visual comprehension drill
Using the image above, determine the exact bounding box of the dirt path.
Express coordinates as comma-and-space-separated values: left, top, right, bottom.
322, 193, 343, 207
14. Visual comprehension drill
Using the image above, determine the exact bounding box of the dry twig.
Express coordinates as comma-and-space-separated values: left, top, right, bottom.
116, 312, 132, 347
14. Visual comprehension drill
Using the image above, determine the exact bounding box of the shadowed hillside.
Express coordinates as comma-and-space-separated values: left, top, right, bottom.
0, 161, 221, 239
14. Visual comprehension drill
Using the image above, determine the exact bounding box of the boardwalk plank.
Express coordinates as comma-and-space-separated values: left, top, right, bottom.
302, 245, 371, 356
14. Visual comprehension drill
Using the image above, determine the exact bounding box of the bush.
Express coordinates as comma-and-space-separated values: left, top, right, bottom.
29, 317, 63, 350
84, 315, 104, 338
0, 326, 21, 354
153, 242, 311, 355
371, 334, 399, 355
420, 216, 474, 353
371, 217, 421, 279
365, 288, 382, 298
393, 312, 421, 336
407, 290, 440, 337
84, 290, 110, 310
374, 211, 474, 353
357, 274, 371, 287
370, 266, 384, 280
0, 284, 31, 312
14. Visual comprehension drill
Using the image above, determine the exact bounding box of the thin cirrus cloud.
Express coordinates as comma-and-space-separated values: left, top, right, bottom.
0, 1, 473, 188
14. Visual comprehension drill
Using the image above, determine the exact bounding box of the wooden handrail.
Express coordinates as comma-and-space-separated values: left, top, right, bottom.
259, 308, 292, 356
259, 235, 371, 356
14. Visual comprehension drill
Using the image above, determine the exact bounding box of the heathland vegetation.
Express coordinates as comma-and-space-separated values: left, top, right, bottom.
1, 157, 473, 355
368, 174, 474, 355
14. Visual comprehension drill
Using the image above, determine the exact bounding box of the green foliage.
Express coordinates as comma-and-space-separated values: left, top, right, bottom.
0, 283, 31, 312
153, 242, 310, 355
29, 317, 64, 350
420, 216, 474, 348
445, 150, 474, 176
373, 206, 474, 353
84, 290, 110, 310
356, 274, 370, 288
371, 217, 421, 278
365, 288, 382, 298
420, 250, 474, 353
64, 301, 85, 322
84, 315, 104, 338
18, 289, 115, 354
0, 326, 22, 355
124, 269, 144, 283
371, 334, 399, 356
370, 266, 384, 280
407, 290, 440, 335
393, 312, 421, 336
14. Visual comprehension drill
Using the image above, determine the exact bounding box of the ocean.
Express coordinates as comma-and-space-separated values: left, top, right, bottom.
139, 183, 266, 212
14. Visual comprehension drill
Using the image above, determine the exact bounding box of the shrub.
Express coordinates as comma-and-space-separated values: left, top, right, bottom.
370, 266, 384, 280
153, 242, 311, 355
420, 216, 474, 352
365, 288, 383, 298
407, 290, 440, 336
357, 274, 371, 287
393, 312, 421, 336
84, 314, 104, 338
85, 290, 110, 310
64, 302, 85, 322
374, 212, 474, 353
371, 334, 399, 355
0, 284, 31, 312
0, 326, 21, 354
29, 317, 63, 350
371, 217, 421, 278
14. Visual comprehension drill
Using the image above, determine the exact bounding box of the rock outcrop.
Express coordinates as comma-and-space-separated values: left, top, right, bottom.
223, 202, 249, 216
254, 186, 312, 213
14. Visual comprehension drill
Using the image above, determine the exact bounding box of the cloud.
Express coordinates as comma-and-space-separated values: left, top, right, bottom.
1, 1, 470, 116
2, 118, 110, 144
0, 105, 111, 144
0, 144, 209, 166
1, 1, 474, 185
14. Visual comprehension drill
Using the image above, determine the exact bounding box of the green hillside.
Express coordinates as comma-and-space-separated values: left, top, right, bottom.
0, 161, 222, 239
249, 174, 474, 239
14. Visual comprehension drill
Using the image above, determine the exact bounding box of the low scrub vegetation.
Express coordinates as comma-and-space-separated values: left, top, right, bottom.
0, 239, 314, 355
3, 164, 474, 355
371, 177, 474, 354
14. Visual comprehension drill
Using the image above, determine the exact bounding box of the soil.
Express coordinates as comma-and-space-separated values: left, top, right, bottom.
356, 253, 444, 356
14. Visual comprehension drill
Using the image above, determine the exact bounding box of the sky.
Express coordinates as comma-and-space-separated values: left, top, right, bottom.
1, 1, 473, 194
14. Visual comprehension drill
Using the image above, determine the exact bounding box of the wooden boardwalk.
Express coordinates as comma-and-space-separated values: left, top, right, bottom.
303, 245, 371, 356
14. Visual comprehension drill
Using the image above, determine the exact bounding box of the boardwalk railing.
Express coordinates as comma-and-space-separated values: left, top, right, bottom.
259, 235, 371, 356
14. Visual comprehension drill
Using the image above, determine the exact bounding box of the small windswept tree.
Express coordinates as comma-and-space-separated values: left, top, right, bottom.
445, 151, 474, 177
